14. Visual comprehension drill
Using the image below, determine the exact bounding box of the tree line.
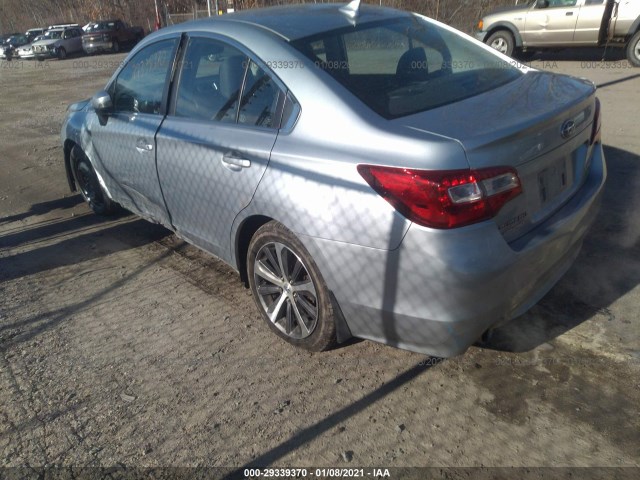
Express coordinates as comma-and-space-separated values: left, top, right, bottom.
0, 0, 515, 36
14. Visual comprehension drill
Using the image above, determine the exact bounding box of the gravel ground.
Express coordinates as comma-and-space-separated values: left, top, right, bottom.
0, 47, 639, 476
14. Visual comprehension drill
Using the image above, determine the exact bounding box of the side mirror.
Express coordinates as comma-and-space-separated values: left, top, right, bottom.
535, 0, 550, 8
92, 90, 113, 115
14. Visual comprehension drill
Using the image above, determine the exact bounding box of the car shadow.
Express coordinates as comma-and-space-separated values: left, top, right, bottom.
481, 144, 639, 352
524, 46, 628, 62
0, 209, 170, 284
0, 195, 84, 225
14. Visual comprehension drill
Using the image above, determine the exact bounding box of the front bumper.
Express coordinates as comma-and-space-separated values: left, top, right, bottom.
301, 144, 607, 358
33, 49, 57, 59
475, 31, 489, 43
83, 40, 113, 54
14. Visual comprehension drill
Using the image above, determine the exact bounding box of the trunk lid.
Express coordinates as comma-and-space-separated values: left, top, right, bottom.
397, 71, 597, 242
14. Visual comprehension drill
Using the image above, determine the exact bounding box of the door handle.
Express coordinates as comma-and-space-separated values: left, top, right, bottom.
566, 11, 574, 16
222, 154, 251, 171
135, 138, 153, 153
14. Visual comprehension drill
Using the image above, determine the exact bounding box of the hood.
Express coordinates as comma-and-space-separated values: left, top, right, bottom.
67, 98, 91, 113
32, 39, 58, 47
484, 3, 532, 18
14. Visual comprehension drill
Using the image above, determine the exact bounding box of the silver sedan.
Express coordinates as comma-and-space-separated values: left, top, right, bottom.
61, 2, 606, 357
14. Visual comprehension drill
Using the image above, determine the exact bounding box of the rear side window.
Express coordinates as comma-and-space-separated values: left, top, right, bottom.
174, 37, 283, 129
238, 61, 281, 128
175, 37, 248, 123
292, 16, 522, 119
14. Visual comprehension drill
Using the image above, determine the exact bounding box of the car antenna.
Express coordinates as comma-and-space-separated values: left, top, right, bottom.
339, 0, 361, 20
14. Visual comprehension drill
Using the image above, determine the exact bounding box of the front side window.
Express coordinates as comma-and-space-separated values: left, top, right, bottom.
292, 16, 522, 119
111, 38, 178, 114
546, 0, 579, 7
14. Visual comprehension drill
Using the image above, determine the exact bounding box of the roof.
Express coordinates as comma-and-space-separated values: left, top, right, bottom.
197, 3, 410, 41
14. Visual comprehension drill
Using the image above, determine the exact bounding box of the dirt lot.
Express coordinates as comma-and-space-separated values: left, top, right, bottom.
0, 47, 639, 475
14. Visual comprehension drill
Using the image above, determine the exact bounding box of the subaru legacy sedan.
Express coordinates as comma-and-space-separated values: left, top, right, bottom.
61, 2, 606, 357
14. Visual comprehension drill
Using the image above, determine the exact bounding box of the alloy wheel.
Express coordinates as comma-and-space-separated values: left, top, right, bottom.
253, 242, 318, 339
491, 37, 508, 54
76, 161, 105, 211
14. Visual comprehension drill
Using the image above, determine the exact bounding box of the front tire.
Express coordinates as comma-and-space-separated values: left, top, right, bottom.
247, 221, 337, 352
70, 146, 115, 215
57, 47, 66, 60
626, 31, 640, 67
486, 30, 515, 57
112, 40, 120, 54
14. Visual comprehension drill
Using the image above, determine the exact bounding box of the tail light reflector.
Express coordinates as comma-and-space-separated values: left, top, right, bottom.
357, 165, 522, 229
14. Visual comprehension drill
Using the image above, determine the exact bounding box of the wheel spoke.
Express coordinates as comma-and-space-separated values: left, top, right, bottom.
296, 294, 317, 320
267, 291, 288, 323
274, 243, 289, 282
255, 260, 284, 287
285, 300, 294, 334
257, 284, 281, 296
292, 280, 316, 298
290, 299, 311, 337
263, 245, 281, 278
290, 258, 303, 283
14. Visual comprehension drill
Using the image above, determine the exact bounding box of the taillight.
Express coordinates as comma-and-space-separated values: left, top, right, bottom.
357, 165, 522, 229
590, 97, 601, 145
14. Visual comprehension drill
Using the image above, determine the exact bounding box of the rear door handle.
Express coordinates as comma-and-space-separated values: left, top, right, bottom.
566, 11, 574, 16
222, 154, 251, 171
136, 138, 153, 153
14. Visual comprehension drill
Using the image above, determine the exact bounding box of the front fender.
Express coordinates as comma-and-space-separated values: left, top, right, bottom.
485, 21, 524, 47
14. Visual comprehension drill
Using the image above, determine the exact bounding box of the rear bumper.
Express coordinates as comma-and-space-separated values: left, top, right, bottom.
301, 143, 606, 357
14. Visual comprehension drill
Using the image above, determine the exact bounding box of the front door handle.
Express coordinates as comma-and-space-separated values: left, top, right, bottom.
222, 154, 251, 171
566, 11, 574, 16
136, 138, 153, 153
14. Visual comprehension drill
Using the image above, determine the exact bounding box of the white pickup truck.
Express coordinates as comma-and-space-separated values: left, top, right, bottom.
475, 0, 640, 66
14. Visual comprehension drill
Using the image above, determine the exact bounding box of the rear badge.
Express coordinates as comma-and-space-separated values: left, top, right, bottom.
499, 212, 527, 233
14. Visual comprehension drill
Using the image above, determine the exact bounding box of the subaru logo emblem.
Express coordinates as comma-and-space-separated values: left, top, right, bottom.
561, 120, 576, 139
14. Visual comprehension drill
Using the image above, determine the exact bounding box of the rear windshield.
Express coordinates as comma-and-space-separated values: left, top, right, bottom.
291, 16, 522, 119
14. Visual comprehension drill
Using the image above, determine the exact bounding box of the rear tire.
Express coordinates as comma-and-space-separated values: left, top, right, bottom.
486, 30, 515, 57
70, 146, 115, 216
247, 221, 337, 352
626, 31, 640, 67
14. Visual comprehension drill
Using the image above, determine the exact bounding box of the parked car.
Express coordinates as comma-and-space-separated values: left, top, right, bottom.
25, 27, 46, 42
32, 26, 84, 60
82, 19, 145, 54
0, 34, 29, 60
15, 34, 45, 59
61, 2, 606, 357
476, 0, 640, 66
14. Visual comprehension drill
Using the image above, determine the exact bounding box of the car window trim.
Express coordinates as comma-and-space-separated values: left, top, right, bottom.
108, 36, 181, 117
168, 32, 289, 131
